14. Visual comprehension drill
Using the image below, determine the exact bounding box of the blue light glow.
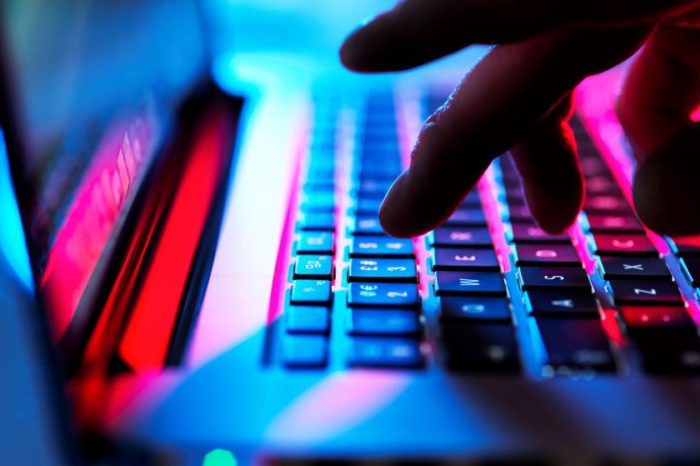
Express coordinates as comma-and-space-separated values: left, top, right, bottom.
0, 130, 34, 291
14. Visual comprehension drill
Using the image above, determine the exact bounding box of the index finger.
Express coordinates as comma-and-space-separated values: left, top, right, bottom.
378, 25, 648, 237
341, 0, 696, 72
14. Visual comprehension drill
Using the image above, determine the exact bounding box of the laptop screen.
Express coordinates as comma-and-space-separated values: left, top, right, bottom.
0, 0, 208, 344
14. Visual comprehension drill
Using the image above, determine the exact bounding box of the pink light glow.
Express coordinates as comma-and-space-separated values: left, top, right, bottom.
265, 371, 410, 444
576, 71, 670, 256
395, 88, 431, 296
187, 94, 312, 367
41, 113, 155, 340
118, 105, 232, 371
264, 114, 309, 327
691, 104, 700, 123
478, 168, 511, 274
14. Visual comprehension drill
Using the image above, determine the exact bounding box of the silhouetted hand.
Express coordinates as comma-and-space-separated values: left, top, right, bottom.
340, 1, 700, 237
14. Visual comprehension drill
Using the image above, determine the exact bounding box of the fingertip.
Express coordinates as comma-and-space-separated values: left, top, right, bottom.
521, 155, 584, 235
527, 182, 583, 234
339, 13, 400, 73
377, 171, 432, 238
339, 25, 373, 72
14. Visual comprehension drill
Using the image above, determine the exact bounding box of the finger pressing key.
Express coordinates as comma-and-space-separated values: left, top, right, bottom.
379, 26, 649, 238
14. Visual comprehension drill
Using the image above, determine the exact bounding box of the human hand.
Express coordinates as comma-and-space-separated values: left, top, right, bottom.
340, 0, 700, 237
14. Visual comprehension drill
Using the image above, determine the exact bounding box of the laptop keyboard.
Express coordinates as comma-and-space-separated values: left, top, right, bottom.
271, 88, 700, 377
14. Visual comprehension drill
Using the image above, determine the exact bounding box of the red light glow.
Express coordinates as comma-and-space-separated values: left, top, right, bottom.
41, 114, 156, 340
118, 104, 232, 371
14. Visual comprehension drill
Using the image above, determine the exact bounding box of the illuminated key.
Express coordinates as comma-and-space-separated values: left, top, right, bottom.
429, 227, 492, 248
608, 280, 683, 305
518, 266, 591, 291
435, 271, 506, 296
598, 256, 671, 281
291, 280, 332, 305
347, 283, 419, 308
591, 233, 657, 256
442, 324, 520, 372
514, 243, 581, 266
350, 236, 414, 257
296, 232, 334, 254
433, 247, 499, 271
619, 305, 695, 334
285, 306, 330, 334
524, 290, 598, 316
283, 335, 328, 368
440, 296, 511, 321
294, 255, 333, 279
353, 216, 385, 235
348, 258, 416, 283
347, 309, 421, 336
537, 318, 616, 374
349, 338, 425, 368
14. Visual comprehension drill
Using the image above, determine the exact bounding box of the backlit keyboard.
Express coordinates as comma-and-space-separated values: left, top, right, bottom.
269, 88, 700, 377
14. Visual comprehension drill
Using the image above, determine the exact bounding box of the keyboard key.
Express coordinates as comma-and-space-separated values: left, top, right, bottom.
442, 324, 520, 372
302, 180, 335, 193
429, 227, 492, 248
305, 167, 335, 180
633, 333, 700, 374
504, 195, 526, 207
353, 216, 385, 235
300, 192, 335, 212
440, 296, 511, 321
347, 283, 420, 308
348, 258, 417, 283
347, 309, 421, 336
435, 271, 506, 296
586, 214, 643, 233
460, 190, 482, 208
354, 197, 383, 215
507, 204, 534, 221
619, 305, 695, 335
681, 257, 700, 287
285, 306, 330, 334
524, 290, 599, 316
513, 243, 580, 266
591, 233, 657, 256
433, 247, 499, 271
297, 232, 334, 254
580, 157, 609, 176
598, 256, 671, 281
350, 236, 414, 257
290, 280, 332, 305
282, 335, 328, 368
584, 195, 631, 214
444, 208, 487, 227
299, 212, 335, 231
356, 180, 392, 198
509, 222, 570, 243
586, 174, 620, 196
518, 266, 591, 291
294, 255, 333, 279
536, 318, 616, 373
349, 338, 425, 368
608, 280, 684, 305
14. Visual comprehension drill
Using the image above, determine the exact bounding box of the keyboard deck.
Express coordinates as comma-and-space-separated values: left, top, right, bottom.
265, 88, 700, 378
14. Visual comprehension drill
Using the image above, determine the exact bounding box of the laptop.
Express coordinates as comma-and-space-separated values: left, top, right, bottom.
4, 0, 700, 465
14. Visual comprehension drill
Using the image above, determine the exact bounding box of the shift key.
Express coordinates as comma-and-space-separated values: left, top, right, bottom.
537, 318, 616, 374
